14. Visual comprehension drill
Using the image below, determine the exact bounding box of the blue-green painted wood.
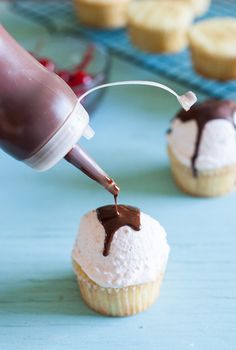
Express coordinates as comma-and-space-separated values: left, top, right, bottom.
0, 3, 235, 350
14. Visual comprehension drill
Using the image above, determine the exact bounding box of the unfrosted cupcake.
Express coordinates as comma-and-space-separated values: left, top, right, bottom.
182, 0, 211, 17
72, 205, 170, 316
188, 18, 236, 80
73, 0, 131, 29
167, 100, 236, 197
127, 0, 193, 53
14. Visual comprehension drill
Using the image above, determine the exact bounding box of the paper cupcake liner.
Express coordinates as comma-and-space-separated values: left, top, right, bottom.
168, 146, 236, 197
189, 41, 236, 80
73, 0, 130, 29
73, 261, 164, 317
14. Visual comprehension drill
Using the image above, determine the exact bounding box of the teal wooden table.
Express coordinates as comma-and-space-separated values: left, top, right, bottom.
0, 3, 236, 350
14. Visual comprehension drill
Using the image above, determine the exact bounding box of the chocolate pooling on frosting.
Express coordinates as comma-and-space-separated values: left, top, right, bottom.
96, 205, 141, 256
171, 99, 236, 176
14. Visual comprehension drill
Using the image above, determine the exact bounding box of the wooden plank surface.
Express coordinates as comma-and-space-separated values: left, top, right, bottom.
0, 4, 236, 350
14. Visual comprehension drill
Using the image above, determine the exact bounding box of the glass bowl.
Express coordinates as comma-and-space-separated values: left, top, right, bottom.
21, 33, 111, 113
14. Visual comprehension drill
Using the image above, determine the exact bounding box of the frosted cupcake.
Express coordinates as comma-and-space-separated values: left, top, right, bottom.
72, 205, 170, 316
167, 100, 236, 197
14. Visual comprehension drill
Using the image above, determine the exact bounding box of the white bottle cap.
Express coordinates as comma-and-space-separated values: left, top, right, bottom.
24, 102, 94, 171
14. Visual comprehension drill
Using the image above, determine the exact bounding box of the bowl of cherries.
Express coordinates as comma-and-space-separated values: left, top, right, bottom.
27, 34, 111, 113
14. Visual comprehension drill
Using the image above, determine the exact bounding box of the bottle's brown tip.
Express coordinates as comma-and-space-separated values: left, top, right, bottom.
65, 145, 120, 197
105, 176, 120, 196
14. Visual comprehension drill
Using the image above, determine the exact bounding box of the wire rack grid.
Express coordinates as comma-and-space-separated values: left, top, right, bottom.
10, 0, 236, 99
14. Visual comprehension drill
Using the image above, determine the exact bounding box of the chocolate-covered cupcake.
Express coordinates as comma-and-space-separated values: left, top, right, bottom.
167, 100, 236, 197
72, 205, 169, 316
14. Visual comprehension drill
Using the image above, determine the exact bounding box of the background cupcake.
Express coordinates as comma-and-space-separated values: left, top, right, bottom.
73, 0, 131, 29
72, 205, 170, 316
183, 0, 211, 17
188, 18, 236, 80
167, 100, 236, 197
127, 0, 193, 53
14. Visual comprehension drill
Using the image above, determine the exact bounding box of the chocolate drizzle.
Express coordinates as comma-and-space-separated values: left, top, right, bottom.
96, 205, 141, 256
114, 194, 119, 215
173, 100, 236, 176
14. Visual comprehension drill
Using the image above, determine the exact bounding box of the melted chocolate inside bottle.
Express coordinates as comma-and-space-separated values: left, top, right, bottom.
0, 26, 120, 197
96, 205, 141, 256
171, 100, 236, 176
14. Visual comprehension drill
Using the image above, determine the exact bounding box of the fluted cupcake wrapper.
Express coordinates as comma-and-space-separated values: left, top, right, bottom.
73, 261, 164, 317
168, 146, 236, 197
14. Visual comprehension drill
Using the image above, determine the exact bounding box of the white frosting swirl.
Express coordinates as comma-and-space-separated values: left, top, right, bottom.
72, 210, 170, 288
168, 116, 236, 170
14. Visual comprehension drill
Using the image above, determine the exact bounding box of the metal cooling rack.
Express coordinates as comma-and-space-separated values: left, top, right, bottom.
11, 0, 236, 99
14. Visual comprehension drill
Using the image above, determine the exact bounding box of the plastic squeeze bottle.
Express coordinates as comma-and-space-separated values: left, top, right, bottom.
0, 25, 197, 197
0, 25, 119, 195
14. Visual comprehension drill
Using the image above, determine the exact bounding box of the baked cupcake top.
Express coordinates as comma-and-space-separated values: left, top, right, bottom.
128, 1, 193, 30
76, 0, 129, 3
72, 205, 170, 288
180, 0, 210, 16
168, 100, 236, 174
189, 18, 236, 57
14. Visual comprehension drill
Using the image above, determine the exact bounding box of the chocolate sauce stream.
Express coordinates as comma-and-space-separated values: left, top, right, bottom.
114, 194, 119, 215
65, 145, 120, 196
173, 100, 236, 176
96, 205, 141, 256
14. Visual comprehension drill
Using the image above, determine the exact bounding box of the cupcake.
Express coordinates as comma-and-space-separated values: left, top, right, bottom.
183, 0, 211, 17
127, 0, 193, 53
188, 18, 236, 80
72, 205, 170, 316
73, 0, 131, 29
167, 100, 236, 197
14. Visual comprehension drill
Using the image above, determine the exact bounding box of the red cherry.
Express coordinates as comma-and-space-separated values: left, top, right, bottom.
57, 70, 71, 83
38, 58, 55, 72
76, 45, 95, 71
69, 70, 93, 87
